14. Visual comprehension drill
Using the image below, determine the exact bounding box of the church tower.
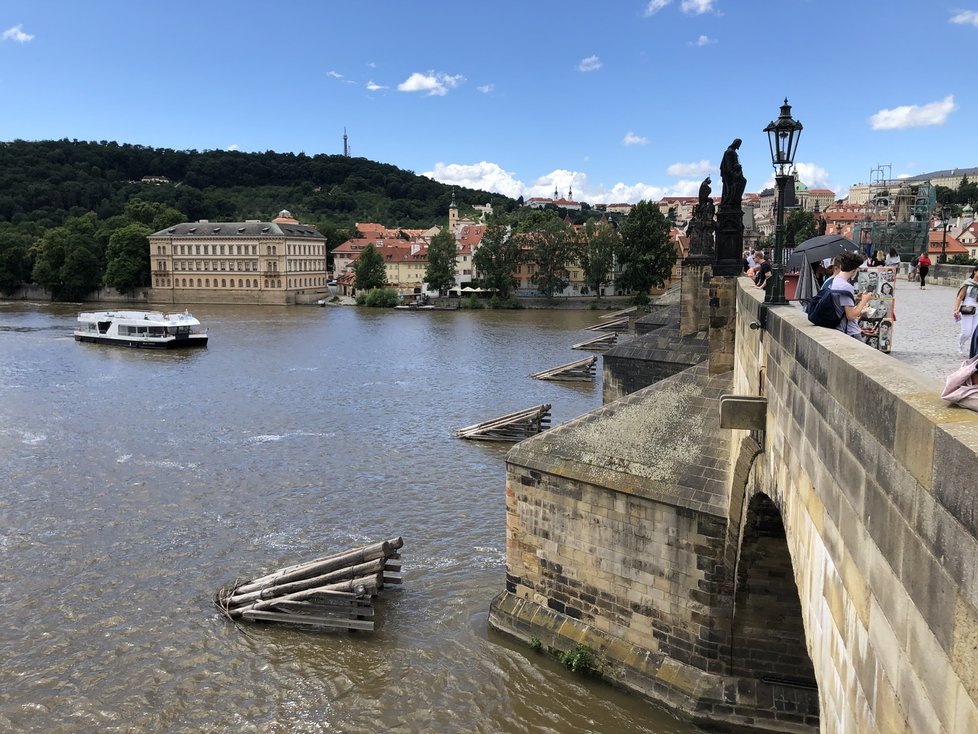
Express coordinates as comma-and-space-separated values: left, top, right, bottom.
448, 188, 459, 231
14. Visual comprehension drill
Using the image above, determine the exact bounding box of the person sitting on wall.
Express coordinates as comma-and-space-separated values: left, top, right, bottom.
827, 251, 874, 338
752, 252, 772, 289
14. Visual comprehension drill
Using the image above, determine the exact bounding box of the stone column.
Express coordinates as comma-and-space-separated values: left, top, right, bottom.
679, 256, 712, 337
709, 275, 737, 375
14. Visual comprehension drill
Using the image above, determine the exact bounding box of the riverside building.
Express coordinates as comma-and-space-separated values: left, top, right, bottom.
148, 210, 328, 305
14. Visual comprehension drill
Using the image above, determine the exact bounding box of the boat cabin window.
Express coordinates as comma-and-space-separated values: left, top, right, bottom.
97, 321, 111, 334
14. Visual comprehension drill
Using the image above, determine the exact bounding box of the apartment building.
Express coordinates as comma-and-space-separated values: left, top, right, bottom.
148, 210, 328, 305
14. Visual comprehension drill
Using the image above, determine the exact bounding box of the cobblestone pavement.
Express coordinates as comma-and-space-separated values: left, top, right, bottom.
793, 277, 970, 382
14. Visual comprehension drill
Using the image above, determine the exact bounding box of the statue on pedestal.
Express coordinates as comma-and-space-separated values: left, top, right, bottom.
720, 138, 746, 209
686, 176, 715, 260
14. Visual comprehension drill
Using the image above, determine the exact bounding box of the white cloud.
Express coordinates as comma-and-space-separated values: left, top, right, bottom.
227, 144, 239, 152
326, 71, 343, 79
477, 84, 494, 94
2, 24, 33, 43
366, 80, 387, 91
950, 10, 978, 26
689, 34, 715, 46
578, 55, 602, 72
868, 95, 956, 130
424, 161, 525, 199
425, 160, 709, 205
397, 71, 464, 96
681, 0, 714, 14
644, 0, 672, 16
760, 161, 833, 192
667, 160, 713, 177
623, 132, 649, 146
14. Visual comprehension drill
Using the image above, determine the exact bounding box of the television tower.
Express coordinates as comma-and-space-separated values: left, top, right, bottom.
343, 128, 350, 157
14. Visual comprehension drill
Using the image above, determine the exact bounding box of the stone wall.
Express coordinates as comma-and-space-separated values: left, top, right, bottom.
735, 278, 978, 732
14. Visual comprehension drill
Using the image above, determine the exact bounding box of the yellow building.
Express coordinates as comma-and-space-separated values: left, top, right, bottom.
148, 210, 328, 305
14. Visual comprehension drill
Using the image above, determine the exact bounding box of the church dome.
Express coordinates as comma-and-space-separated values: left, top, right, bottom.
272, 209, 299, 224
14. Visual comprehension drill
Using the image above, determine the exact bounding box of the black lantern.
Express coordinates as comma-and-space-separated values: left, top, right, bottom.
763, 99, 803, 305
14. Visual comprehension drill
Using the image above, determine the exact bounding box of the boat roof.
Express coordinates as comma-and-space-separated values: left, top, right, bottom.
77, 310, 201, 326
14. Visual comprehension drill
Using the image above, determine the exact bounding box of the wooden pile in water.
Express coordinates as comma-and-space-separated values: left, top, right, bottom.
454, 403, 551, 441
215, 537, 403, 631
529, 355, 597, 381
599, 305, 637, 320
585, 315, 629, 332
572, 332, 618, 352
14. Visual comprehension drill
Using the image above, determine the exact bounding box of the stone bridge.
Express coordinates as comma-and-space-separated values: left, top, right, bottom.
488, 264, 978, 732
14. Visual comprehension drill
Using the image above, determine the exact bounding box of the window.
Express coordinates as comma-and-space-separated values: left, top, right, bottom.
221, 279, 226, 287
205, 279, 210, 287
238, 279, 243, 287
197, 279, 202, 287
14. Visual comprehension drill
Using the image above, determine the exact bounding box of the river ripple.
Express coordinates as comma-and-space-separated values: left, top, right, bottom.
0, 301, 695, 734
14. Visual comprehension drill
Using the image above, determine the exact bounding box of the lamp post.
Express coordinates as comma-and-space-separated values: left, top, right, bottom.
939, 204, 951, 264
763, 99, 803, 305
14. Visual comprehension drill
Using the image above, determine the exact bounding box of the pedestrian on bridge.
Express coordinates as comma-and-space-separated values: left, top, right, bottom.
954, 265, 978, 355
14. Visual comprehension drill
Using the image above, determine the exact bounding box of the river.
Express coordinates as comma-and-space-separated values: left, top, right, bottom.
0, 301, 697, 734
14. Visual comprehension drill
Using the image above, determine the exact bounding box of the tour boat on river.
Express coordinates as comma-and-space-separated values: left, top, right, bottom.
74, 310, 208, 349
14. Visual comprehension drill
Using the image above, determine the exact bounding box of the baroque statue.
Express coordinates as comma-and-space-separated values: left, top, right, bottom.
720, 138, 747, 209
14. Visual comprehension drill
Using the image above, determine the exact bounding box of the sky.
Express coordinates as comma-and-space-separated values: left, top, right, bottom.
1, 1, 975, 206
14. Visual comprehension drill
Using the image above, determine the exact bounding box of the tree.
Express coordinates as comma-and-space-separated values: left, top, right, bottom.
124, 197, 185, 231
425, 229, 457, 295
514, 210, 574, 298
353, 242, 386, 291
0, 225, 34, 295
578, 220, 617, 299
103, 223, 152, 294
615, 200, 675, 298
785, 209, 817, 248
473, 223, 522, 299
31, 213, 103, 300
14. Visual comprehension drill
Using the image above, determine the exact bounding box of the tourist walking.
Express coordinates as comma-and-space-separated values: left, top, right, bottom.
954, 265, 978, 354
917, 252, 932, 289
885, 248, 901, 267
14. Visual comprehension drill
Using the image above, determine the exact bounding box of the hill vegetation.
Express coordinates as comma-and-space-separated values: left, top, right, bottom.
0, 138, 519, 297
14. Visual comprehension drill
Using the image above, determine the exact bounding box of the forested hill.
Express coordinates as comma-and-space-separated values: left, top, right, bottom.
0, 138, 518, 232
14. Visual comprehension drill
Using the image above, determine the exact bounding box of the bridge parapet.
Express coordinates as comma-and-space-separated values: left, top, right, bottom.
736, 277, 978, 732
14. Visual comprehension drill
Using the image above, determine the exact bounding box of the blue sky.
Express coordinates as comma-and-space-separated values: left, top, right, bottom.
1, 1, 975, 205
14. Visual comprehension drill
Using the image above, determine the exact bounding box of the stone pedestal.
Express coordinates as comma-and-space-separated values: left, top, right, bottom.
709, 276, 737, 375
680, 256, 713, 337
714, 205, 744, 277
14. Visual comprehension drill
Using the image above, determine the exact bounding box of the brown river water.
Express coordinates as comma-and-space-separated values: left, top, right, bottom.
0, 301, 698, 734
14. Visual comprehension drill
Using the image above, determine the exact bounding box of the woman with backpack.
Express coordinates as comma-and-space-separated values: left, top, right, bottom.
917, 252, 933, 289
953, 265, 978, 354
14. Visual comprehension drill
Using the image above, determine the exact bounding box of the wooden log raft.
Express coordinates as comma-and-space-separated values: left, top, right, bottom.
585, 315, 629, 332
599, 305, 637, 320
571, 332, 618, 352
216, 537, 403, 631
453, 403, 551, 441
529, 355, 597, 381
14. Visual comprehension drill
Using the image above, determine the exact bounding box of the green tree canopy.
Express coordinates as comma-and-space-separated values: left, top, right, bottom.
31, 213, 103, 300
578, 220, 618, 298
103, 222, 152, 294
353, 242, 387, 291
424, 228, 457, 295
785, 209, 817, 248
514, 210, 574, 298
473, 223, 522, 299
615, 200, 674, 298
0, 224, 35, 295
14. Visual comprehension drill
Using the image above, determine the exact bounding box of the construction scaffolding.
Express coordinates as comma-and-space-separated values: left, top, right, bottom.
852, 164, 935, 259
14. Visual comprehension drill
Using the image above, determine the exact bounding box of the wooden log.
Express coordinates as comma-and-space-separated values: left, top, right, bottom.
529, 356, 596, 381
269, 600, 375, 617
223, 558, 385, 608
572, 333, 618, 351
599, 306, 636, 320
585, 316, 628, 331
231, 540, 393, 596
454, 404, 551, 441
242, 610, 375, 631
225, 575, 380, 619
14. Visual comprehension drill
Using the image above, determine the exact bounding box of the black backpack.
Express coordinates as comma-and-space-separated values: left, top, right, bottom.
807, 284, 844, 329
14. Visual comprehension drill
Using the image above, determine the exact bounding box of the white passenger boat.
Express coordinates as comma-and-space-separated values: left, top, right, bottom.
74, 310, 208, 349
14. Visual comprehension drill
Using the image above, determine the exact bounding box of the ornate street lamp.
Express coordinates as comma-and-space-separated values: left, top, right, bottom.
940, 203, 951, 264
763, 99, 803, 305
